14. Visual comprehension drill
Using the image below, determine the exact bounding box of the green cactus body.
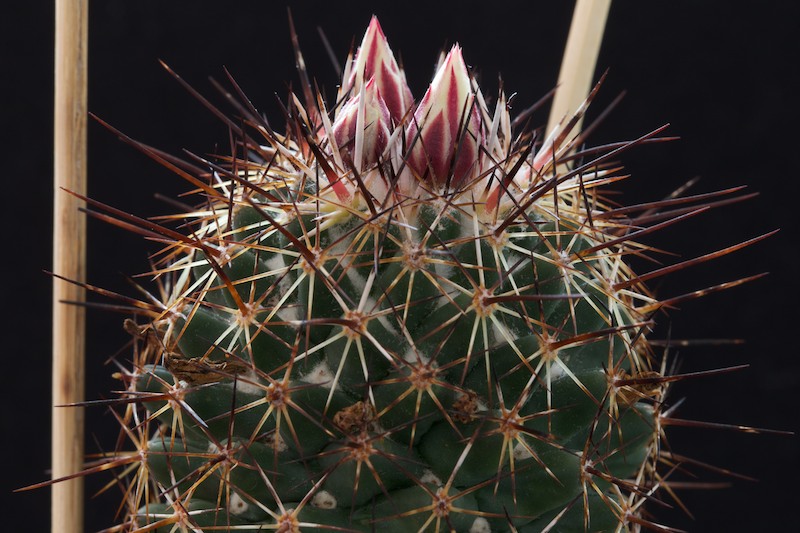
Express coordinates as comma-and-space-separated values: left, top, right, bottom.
108, 16, 700, 533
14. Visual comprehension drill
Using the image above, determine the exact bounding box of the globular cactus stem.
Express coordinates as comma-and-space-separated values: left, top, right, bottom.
73, 15, 773, 533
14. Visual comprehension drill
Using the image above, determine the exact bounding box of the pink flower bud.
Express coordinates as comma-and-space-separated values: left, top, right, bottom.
331, 77, 392, 171
405, 45, 482, 189
342, 16, 413, 125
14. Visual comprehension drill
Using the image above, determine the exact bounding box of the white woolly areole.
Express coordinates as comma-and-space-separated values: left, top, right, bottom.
301, 361, 334, 388
267, 257, 295, 305
311, 490, 338, 509
557, 249, 572, 266
403, 347, 429, 364
421, 469, 443, 487
228, 491, 249, 515
362, 296, 399, 336
547, 360, 566, 380
513, 441, 533, 461
234, 375, 263, 396
432, 261, 454, 299
475, 398, 489, 412
470, 517, 492, 533
342, 257, 367, 294
277, 302, 300, 323
263, 255, 301, 322
265, 254, 287, 275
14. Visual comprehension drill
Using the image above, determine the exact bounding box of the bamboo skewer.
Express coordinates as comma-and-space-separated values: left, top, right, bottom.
53, 2, 88, 533
547, 0, 613, 136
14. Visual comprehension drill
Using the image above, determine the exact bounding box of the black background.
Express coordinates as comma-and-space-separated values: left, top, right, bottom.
5, 1, 799, 531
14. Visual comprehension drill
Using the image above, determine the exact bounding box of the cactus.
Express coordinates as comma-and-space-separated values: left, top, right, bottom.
81, 16, 770, 532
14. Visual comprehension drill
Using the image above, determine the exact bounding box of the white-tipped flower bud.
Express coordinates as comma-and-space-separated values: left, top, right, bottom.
405, 46, 482, 189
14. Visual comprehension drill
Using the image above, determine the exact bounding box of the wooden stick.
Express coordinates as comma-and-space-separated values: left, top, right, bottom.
547, 0, 613, 135
53, 1, 88, 532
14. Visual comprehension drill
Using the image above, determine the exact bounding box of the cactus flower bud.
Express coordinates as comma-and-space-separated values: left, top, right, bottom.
341, 16, 413, 125
405, 45, 482, 189
331, 77, 392, 171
